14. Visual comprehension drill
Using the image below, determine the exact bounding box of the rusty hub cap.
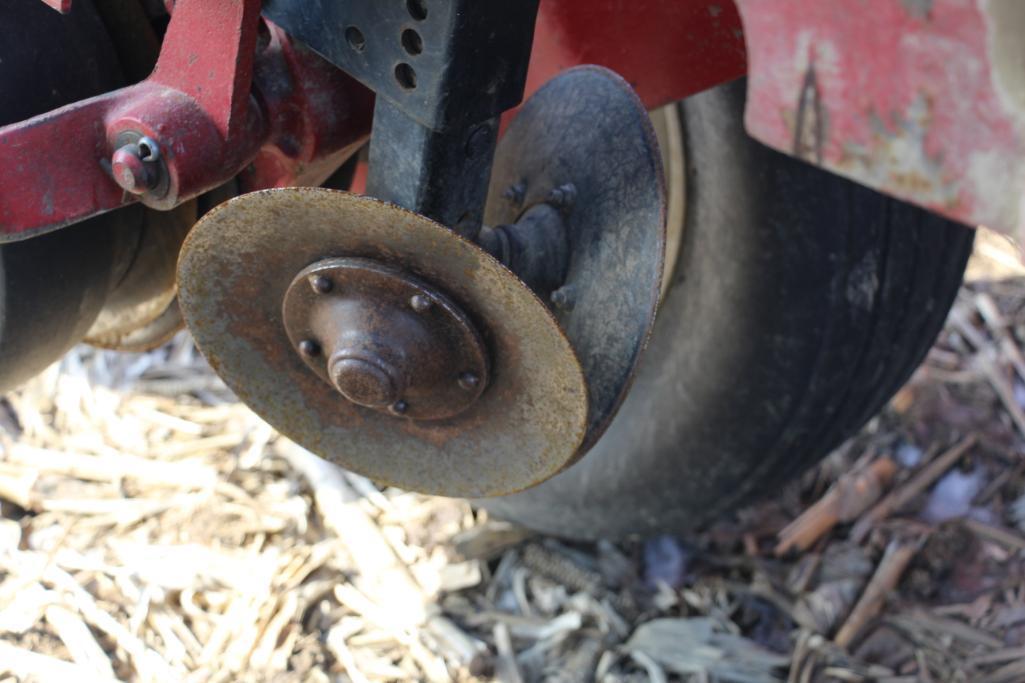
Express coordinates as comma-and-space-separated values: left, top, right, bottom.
176, 188, 588, 498
283, 258, 488, 420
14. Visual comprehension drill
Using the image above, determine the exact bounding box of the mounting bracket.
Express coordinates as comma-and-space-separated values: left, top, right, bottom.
263, 0, 541, 236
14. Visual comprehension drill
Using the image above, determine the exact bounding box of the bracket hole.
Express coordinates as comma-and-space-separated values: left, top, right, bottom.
406, 0, 428, 21
395, 63, 417, 90
401, 29, 424, 56
346, 26, 367, 52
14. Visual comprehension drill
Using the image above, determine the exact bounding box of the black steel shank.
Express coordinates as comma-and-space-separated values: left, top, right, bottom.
263, 0, 540, 235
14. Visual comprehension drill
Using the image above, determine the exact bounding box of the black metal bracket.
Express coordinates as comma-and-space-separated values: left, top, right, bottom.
262, 0, 541, 236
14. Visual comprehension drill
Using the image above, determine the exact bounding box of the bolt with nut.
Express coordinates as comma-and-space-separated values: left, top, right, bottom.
110, 136, 164, 196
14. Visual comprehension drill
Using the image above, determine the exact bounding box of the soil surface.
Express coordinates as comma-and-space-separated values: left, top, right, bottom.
0, 231, 1023, 682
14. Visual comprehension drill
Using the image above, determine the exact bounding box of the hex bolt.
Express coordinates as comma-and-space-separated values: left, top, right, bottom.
310, 275, 334, 294
110, 136, 163, 195
389, 399, 409, 416
546, 183, 577, 210
298, 339, 321, 357
111, 145, 154, 195
410, 294, 433, 313
503, 182, 526, 206
458, 372, 480, 391
550, 284, 576, 310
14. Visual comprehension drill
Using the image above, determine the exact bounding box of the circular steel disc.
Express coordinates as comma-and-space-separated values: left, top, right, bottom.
177, 188, 588, 497
486, 66, 667, 452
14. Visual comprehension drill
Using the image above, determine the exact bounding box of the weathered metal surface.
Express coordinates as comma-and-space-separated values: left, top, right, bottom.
265, 0, 540, 236
0, 0, 373, 241
282, 257, 489, 420
3, 1, 746, 241
486, 66, 667, 453
241, 22, 373, 193
263, 0, 540, 132
734, 0, 1025, 236
525, 0, 747, 111
367, 103, 499, 238
178, 189, 588, 498
0, 0, 261, 238
479, 201, 570, 296
149, 0, 261, 144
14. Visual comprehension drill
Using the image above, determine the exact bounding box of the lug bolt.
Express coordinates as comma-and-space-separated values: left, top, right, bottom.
298, 339, 321, 357
546, 183, 577, 210
410, 294, 433, 313
310, 275, 334, 294
503, 181, 526, 206
550, 284, 576, 310
458, 372, 480, 390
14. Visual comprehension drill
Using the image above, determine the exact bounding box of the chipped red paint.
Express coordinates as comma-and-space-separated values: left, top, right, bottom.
0, 0, 746, 240
240, 22, 373, 193
0, 0, 265, 238
148, 0, 262, 143
39, 0, 71, 12
0, 0, 372, 241
734, 0, 1025, 235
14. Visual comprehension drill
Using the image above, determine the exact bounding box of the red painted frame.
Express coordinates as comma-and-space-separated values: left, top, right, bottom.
25, 0, 1025, 239
0, 0, 374, 240
734, 0, 1025, 238
0, 0, 745, 242
527, 0, 746, 110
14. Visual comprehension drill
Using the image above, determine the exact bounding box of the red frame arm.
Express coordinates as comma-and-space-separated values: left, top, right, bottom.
0, 0, 373, 241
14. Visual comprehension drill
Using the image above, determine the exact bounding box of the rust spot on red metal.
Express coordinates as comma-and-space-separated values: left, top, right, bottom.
0, 2, 372, 241
735, 0, 1025, 236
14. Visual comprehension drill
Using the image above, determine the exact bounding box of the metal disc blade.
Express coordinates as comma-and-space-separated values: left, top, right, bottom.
178, 188, 588, 498
486, 66, 668, 452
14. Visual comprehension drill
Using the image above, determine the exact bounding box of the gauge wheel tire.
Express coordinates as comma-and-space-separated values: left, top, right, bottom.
480, 79, 975, 539
0, 0, 146, 394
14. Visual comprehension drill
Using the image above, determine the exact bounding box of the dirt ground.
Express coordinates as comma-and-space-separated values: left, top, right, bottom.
1, 230, 1025, 682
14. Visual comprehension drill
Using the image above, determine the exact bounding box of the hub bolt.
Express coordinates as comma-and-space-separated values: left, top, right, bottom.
546, 183, 577, 210
503, 182, 527, 206
298, 339, 321, 357
330, 355, 400, 408
410, 294, 433, 313
111, 136, 162, 195
310, 275, 334, 294
550, 285, 576, 310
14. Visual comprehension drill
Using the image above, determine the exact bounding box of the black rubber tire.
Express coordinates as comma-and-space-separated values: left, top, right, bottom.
0, 0, 140, 392
481, 80, 974, 539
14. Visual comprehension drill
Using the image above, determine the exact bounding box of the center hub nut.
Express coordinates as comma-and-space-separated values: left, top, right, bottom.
282, 257, 489, 420
330, 355, 400, 408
